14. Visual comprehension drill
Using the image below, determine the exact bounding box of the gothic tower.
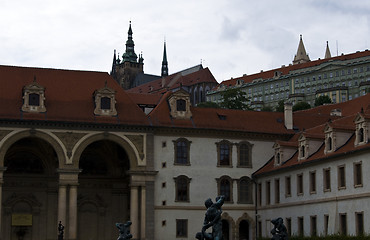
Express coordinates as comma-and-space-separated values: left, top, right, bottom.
161, 41, 169, 77
293, 35, 310, 65
111, 22, 144, 89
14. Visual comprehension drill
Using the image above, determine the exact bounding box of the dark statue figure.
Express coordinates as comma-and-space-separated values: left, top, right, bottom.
196, 195, 225, 240
271, 217, 288, 240
116, 221, 133, 240
58, 221, 64, 240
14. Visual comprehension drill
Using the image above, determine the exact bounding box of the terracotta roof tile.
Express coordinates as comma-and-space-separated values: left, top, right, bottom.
0, 65, 149, 126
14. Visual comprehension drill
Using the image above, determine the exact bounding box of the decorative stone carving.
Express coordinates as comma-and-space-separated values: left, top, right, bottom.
53, 132, 87, 158
125, 134, 145, 160
0, 130, 12, 142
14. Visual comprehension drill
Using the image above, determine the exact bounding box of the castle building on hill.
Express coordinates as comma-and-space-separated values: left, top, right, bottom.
207, 36, 370, 110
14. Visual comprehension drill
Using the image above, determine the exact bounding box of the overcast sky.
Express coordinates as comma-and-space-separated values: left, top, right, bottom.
1, 0, 369, 82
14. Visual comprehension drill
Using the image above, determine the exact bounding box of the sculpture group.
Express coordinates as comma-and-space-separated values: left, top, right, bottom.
270, 217, 288, 240
196, 195, 225, 240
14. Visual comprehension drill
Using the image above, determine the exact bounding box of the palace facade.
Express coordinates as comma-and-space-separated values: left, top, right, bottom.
207, 36, 370, 110
0, 64, 369, 240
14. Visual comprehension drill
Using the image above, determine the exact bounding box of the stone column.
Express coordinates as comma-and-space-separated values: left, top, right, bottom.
68, 185, 78, 240
140, 186, 146, 240
130, 186, 139, 239
57, 168, 81, 240
0, 167, 6, 240
57, 185, 67, 227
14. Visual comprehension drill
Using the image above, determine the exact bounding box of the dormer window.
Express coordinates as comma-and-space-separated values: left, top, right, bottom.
93, 83, 117, 116
300, 145, 305, 158
21, 78, 46, 113
326, 136, 333, 152
177, 99, 186, 111
275, 151, 281, 165
168, 89, 192, 120
354, 113, 369, 146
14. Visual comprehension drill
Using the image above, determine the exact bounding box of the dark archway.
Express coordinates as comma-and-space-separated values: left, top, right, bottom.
222, 219, 230, 240
78, 140, 130, 240
239, 220, 249, 240
3, 137, 59, 240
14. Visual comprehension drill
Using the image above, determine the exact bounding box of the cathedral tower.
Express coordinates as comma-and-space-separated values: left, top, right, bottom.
111, 22, 144, 89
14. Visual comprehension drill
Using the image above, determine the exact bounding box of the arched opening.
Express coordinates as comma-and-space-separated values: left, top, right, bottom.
239, 220, 250, 240
3, 137, 59, 240
78, 140, 130, 240
222, 219, 230, 240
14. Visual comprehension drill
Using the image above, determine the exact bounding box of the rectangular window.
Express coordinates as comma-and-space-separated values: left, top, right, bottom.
266, 181, 271, 205
258, 221, 262, 238
285, 176, 291, 197
298, 217, 304, 236
275, 178, 280, 204
356, 212, 364, 236
286, 218, 291, 236
176, 219, 188, 238
324, 215, 329, 236
297, 173, 303, 195
338, 165, 346, 189
258, 183, 262, 206
309, 171, 316, 194
354, 162, 363, 187
310, 216, 317, 236
340, 213, 347, 235
323, 168, 331, 192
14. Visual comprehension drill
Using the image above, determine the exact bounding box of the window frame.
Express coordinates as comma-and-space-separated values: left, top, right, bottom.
173, 138, 191, 165
338, 165, 346, 190
217, 176, 233, 203
216, 140, 233, 167
353, 161, 363, 187
238, 177, 253, 204
176, 219, 188, 238
236, 141, 253, 168
174, 175, 191, 202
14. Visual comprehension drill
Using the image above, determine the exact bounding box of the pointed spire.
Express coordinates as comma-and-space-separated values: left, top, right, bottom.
161, 40, 168, 77
111, 50, 117, 75
293, 35, 310, 65
122, 21, 138, 63
324, 41, 332, 59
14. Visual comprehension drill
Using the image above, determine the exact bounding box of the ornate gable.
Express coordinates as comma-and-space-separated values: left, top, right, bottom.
21, 79, 46, 113
93, 83, 117, 116
354, 113, 369, 146
168, 89, 192, 120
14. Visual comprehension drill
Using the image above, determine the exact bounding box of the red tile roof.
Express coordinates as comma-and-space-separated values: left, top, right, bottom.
128, 67, 217, 94
0, 65, 149, 126
253, 96, 370, 177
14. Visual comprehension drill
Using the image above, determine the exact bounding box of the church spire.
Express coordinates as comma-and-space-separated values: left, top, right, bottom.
161, 40, 168, 77
111, 49, 117, 75
293, 35, 310, 65
324, 41, 332, 59
122, 21, 138, 63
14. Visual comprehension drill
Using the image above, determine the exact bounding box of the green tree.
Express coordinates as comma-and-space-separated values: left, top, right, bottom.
219, 88, 251, 110
261, 106, 273, 112
196, 101, 220, 108
314, 95, 332, 106
293, 101, 311, 111
275, 100, 285, 112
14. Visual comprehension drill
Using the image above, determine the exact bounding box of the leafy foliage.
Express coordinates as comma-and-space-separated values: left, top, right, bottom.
293, 101, 311, 111
196, 101, 221, 108
219, 88, 251, 110
275, 100, 285, 112
314, 95, 332, 106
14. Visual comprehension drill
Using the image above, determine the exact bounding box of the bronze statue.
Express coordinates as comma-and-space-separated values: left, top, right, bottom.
196, 195, 225, 240
271, 217, 288, 240
116, 221, 133, 240
58, 221, 64, 240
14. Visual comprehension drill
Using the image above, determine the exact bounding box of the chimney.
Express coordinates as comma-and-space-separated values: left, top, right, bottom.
284, 102, 293, 130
